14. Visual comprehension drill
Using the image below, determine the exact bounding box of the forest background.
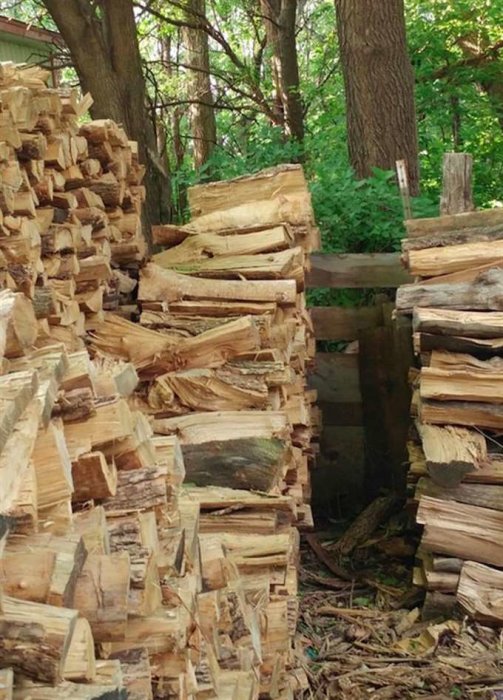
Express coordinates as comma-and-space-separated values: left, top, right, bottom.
1, 0, 502, 308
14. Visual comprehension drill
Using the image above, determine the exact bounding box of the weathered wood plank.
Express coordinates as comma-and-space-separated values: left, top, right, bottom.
310, 305, 384, 340
359, 318, 413, 498
405, 208, 503, 238
317, 401, 363, 426
396, 268, 503, 314
307, 253, 410, 288
309, 353, 360, 403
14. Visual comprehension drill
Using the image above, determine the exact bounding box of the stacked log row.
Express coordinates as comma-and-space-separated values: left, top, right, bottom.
397, 207, 503, 625
0, 62, 145, 354
0, 342, 177, 697
0, 62, 315, 699
87, 164, 319, 696
0, 336, 313, 698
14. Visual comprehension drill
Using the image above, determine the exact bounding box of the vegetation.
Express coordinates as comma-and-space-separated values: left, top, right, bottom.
1, 0, 502, 259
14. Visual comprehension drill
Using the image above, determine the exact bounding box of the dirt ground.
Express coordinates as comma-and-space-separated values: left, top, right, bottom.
296, 514, 503, 699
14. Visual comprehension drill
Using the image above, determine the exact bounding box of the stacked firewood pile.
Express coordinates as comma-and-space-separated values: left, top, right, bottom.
0, 62, 145, 353
0, 63, 317, 699
397, 207, 503, 625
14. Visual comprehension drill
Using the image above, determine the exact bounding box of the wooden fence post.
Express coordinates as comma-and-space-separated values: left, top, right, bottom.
440, 153, 474, 215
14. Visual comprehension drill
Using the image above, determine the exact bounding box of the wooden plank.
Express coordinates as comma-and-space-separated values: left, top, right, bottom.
309, 353, 360, 403
359, 317, 413, 498
310, 305, 384, 341
405, 208, 503, 238
317, 401, 363, 426
307, 253, 410, 288
312, 427, 365, 513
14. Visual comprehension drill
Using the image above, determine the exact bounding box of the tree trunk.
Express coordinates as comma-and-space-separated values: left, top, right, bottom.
335, 0, 419, 194
183, 0, 217, 171
42, 0, 171, 247
260, 0, 305, 144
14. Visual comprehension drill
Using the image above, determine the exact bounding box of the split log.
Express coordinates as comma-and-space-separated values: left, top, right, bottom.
413, 308, 503, 339
89, 313, 260, 377
152, 226, 289, 265
0, 402, 40, 516
139, 263, 297, 305
181, 437, 288, 491
12, 680, 126, 699
0, 370, 38, 455
109, 648, 152, 700
420, 365, 503, 404
415, 332, 503, 355
405, 207, 503, 238
62, 617, 96, 682
153, 410, 290, 443
418, 424, 487, 487
417, 496, 503, 567
0, 668, 12, 699
157, 247, 303, 283
103, 466, 168, 513
73, 553, 130, 642
32, 418, 73, 512
457, 561, 503, 625
72, 452, 117, 501
396, 268, 503, 314
5, 531, 87, 607
0, 289, 38, 358
148, 368, 269, 413
419, 398, 503, 431
0, 596, 78, 684
416, 477, 503, 511
406, 239, 503, 277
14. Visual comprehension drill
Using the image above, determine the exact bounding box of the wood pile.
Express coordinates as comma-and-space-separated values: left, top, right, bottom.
88, 164, 319, 695
0, 62, 145, 354
0, 66, 316, 700
397, 207, 503, 625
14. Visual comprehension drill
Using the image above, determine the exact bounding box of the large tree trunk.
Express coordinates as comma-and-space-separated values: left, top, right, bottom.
183, 0, 217, 171
260, 0, 305, 144
335, 0, 419, 194
42, 0, 171, 246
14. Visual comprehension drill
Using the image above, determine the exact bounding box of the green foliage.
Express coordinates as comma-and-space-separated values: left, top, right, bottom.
407, 0, 503, 206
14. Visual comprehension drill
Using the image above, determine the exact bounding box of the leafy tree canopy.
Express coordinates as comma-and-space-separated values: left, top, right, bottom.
0, 0, 501, 263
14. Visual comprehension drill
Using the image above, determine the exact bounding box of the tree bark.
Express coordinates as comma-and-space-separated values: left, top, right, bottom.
335, 0, 419, 194
260, 0, 305, 144
42, 0, 171, 246
183, 0, 217, 171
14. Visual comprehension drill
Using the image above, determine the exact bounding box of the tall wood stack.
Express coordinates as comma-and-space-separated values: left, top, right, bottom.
88, 165, 319, 696
0, 64, 316, 699
0, 62, 145, 354
397, 206, 503, 625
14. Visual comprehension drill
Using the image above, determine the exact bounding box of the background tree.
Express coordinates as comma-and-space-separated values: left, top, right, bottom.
41, 0, 171, 241
182, 0, 217, 170
335, 0, 420, 194
259, 0, 304, 144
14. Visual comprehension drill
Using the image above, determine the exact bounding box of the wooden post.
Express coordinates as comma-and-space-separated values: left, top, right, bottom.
396, 159, 412, 220
440, 153, 474, 215
358, 304, 414, 500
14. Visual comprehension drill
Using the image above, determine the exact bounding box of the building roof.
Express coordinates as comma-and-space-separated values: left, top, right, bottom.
0, 15, 61, 45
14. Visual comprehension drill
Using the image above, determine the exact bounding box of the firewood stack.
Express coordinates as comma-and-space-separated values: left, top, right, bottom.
87, 165, 319, 696
397, 207, 503, 625
0, 63, 316, 700
0, 62, 145, 354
